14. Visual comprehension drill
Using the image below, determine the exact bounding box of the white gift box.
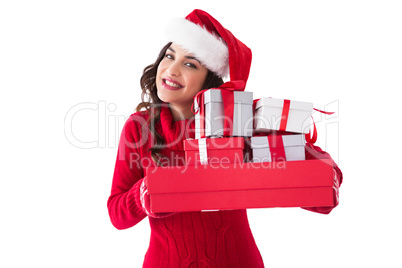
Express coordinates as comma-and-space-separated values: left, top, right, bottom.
250, 134, 306, 162
254, 98, 313, 134
195, 89, 253, 138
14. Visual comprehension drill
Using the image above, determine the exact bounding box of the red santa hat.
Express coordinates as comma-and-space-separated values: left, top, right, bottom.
165, 9, 252, 83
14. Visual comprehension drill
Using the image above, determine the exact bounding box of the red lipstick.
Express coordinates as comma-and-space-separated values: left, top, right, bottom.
162, 77, 184, 90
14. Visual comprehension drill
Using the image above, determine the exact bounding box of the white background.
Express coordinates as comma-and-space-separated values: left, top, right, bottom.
1, 1, 401, 267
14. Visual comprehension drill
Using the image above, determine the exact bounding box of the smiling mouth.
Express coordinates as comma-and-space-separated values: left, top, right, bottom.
162, 78, 184, 90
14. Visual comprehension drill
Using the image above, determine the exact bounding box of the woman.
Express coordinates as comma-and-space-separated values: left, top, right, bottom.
107, 9, 342, 267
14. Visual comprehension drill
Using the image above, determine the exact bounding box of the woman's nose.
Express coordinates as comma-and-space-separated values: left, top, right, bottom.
167, 62, 181, 77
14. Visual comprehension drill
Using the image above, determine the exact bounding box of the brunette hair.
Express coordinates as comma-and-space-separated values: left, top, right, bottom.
135, 42, 224, 166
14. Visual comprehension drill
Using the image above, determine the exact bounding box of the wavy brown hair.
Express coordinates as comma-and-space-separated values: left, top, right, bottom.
135, 42, 224, 166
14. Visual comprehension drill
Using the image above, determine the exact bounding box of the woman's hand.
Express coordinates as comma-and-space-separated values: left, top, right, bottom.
140, 177, 177, 218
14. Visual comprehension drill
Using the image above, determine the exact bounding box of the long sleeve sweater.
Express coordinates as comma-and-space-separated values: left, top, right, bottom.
107, 105, 342, 267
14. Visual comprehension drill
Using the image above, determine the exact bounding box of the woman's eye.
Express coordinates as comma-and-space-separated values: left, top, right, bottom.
185, 63, 197, 69
165, 54, 174, 60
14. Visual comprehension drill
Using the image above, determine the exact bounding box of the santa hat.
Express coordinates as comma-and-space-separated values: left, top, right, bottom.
165, 9, 252, 83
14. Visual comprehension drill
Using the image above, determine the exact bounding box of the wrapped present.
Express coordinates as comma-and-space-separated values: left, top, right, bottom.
250, 134, 305, 162
193, 81, 253, 138
254, 98, 313, 134
184, 137, 245, 166
147, 159, 334, 213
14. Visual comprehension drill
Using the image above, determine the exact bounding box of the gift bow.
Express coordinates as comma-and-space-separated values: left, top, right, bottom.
192, 80, 246, 137
252, 98, 334, 144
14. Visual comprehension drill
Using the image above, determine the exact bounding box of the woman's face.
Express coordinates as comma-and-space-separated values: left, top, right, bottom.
156, 43, 208, 112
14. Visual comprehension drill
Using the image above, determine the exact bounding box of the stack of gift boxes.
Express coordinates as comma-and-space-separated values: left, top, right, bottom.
188, 92, 311, 165
147, 85, 335, 213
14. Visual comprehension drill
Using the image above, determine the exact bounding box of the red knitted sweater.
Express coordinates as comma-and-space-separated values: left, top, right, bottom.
107, 105, 342, 267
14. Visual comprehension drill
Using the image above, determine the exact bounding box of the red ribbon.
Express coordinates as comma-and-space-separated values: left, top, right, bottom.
279, 99, 291, 131
313, 108, 335, 115
267, 135, 286, 161
253, 98, 291, 132
252, 98, 261, 111
192, 80, 246, 138
252, 98, 261, 130
305, 109, 335, 144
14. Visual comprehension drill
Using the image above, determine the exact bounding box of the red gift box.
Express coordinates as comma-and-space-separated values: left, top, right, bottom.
147, 159, 334, 213
183, 137, 245, 165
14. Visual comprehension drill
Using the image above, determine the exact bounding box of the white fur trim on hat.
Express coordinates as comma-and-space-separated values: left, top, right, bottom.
165, 18, 229, 78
